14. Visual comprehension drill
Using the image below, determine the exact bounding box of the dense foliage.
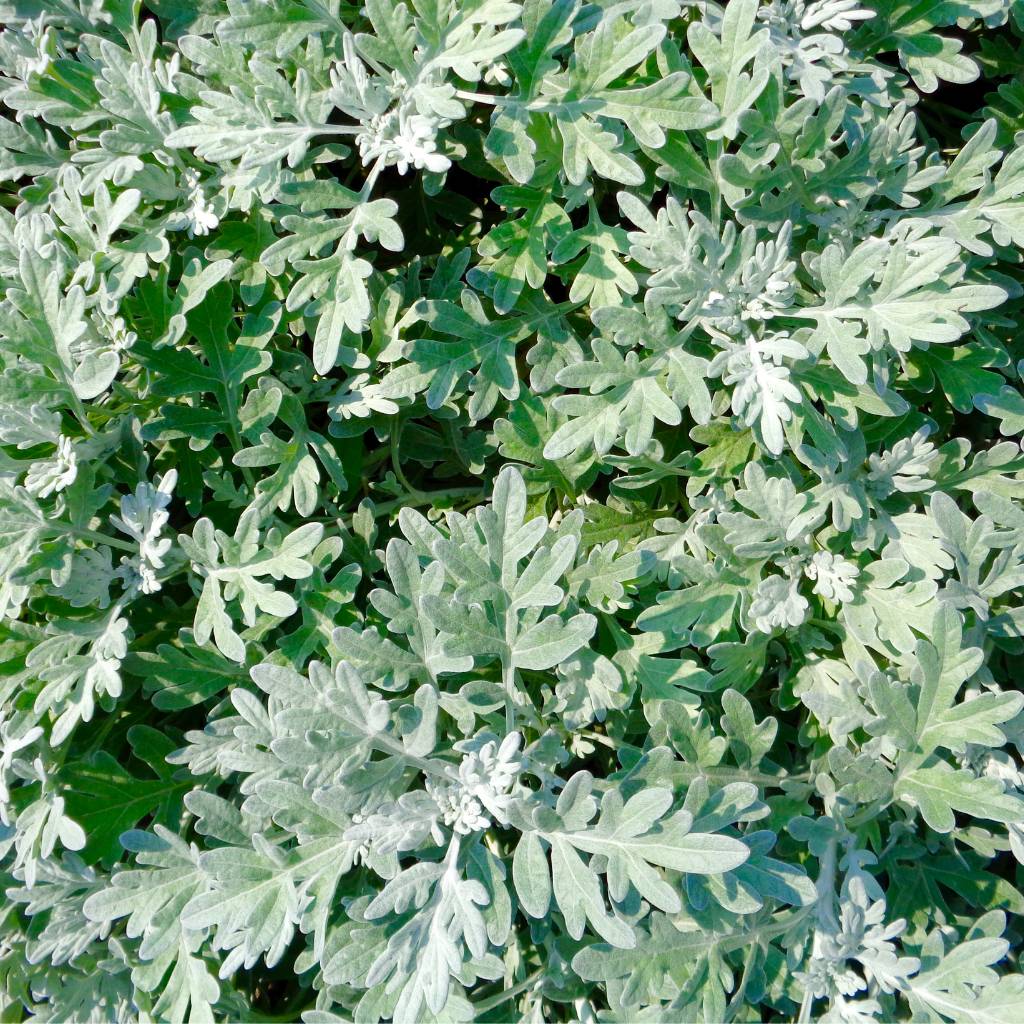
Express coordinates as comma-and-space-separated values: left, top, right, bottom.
2, 0, 1024, 1021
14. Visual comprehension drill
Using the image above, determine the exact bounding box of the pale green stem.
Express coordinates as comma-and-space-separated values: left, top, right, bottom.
797, 836, 839, 1024
474, 967, 546, 1014
68, 526, 137, 553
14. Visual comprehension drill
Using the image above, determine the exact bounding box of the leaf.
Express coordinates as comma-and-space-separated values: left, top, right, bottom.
575, 908, 794, 1008
62, 730, 191, 863
720, 689, 777, 769
380, 291, 526, 421
546, 340, 682, 460
418, 466, 596, 677
551, 204, 637, 307
8, 2, 1024, 1019
895, 764, 1024, 833
687, 0, 769, 140
165, 73, 323, 170
83, 827, 208, 961
478, 186, 571, 313
512, 611, 597, 670
905, 604, 1015, 761
179, 510, 323, 662
567, 542, 652, 612
907, 931, 1023, 1022
495, 392, 596, 496
512, 829, 551, 919
137, 285, 271, 448
518, 776, 749, 948
636, 563, 747, 648
889, 854, 1024, 921
358, 0, 417, 80
251, 659, 392, 751
182, 835, 302, 976
892, 29, 980, 94
125, 635, 249, 710
802, 236, 1007, 363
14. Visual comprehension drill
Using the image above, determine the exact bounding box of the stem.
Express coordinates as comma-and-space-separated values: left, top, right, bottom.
474, 967, 545, 1014
312, 124, 362, 135
203, 322, 255, 489
152, 564, 191, 591
371, 487, 484, 518
454, 89, 513, 107
744, 326, 772, 403
69, 527, 137, 553
725, 944, 760, 1022
445, 832, 462, 868
797, 836, 839, 1024
443, 419, 470, 474
370, 730, 456, 780
359, 153, 387, 201
581, 730, 619, 750
68, 391, 96, 437
502, 654, 515, 734
83, 709, 123, 756
670, 763, 812, 787
389, 415, 420, 497
707, 138, 724, 232
502, 590, 518, 733
770, 121, 821, 213
383, 414, 485, 517
845, 795, 894, 829
807, 617, 845, 636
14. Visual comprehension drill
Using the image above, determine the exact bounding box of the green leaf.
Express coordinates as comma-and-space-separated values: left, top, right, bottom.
63, 729, 190, 863
477, 186, 571, 313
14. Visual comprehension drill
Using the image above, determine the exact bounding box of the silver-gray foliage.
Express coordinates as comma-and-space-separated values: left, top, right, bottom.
1, 0, 1024, 1021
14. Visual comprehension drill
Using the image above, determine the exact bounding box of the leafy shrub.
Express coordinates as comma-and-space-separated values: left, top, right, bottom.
2, 0, 1024, 1020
